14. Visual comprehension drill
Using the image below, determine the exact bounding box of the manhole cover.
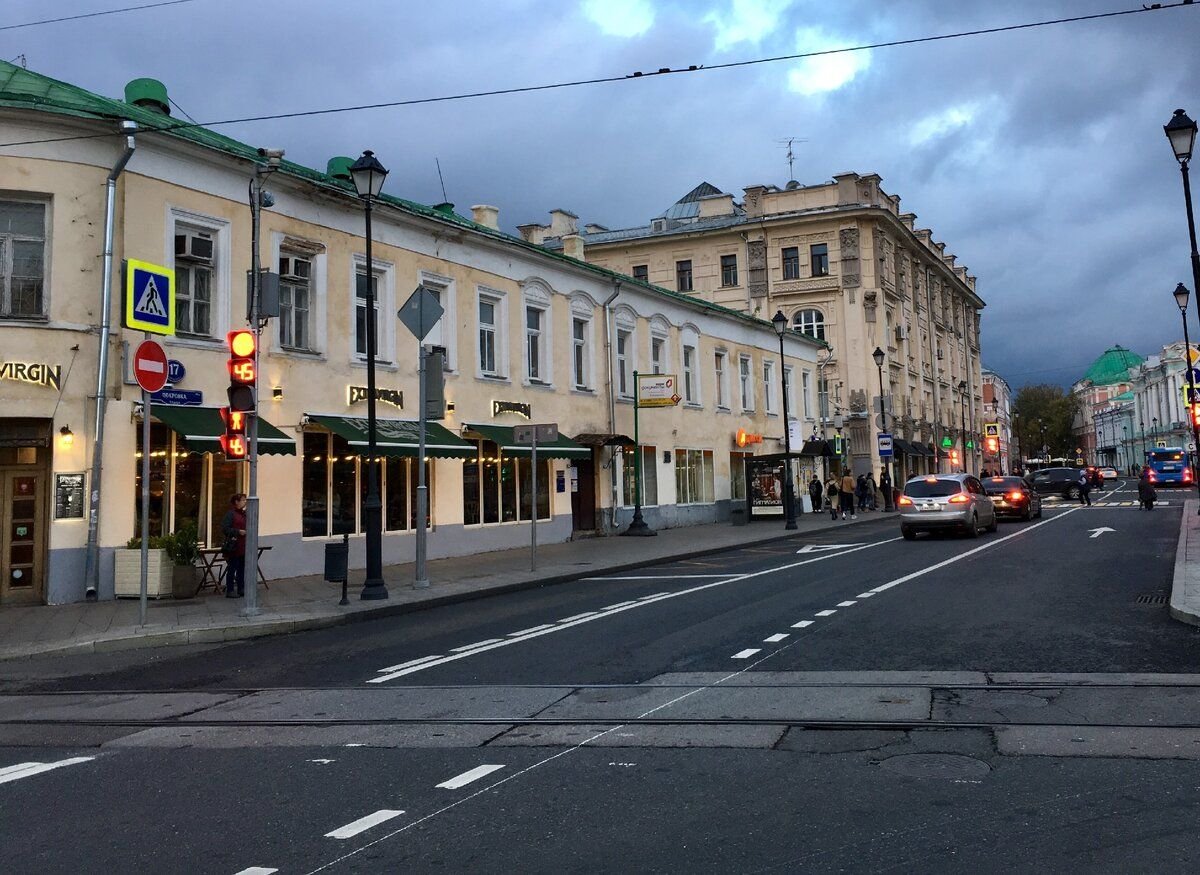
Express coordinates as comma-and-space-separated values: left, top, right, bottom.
878, 753, 991, 780
1135, 594, 1168, 605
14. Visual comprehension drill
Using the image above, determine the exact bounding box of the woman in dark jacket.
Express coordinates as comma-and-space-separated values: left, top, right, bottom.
1138, 471, 1157, 511
809, 476, 823, 515
221, 493, 248, 597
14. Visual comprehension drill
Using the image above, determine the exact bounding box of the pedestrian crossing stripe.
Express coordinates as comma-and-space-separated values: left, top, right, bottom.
124, 258, 175, 336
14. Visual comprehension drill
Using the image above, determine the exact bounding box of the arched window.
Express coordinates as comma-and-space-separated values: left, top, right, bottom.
792, 308, 825, 341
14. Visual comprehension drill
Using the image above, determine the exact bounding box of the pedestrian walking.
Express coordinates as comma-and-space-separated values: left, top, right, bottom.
840, 471, 857, 520
1077, 469, 1092, 507
855, 474, 868, 512
865, 472, 878, 511
809, 476, 823, 515
220, 493, 248, 598
825, 476, 840, 520
1138, 470, 1157, 510
879, 468, 893, 512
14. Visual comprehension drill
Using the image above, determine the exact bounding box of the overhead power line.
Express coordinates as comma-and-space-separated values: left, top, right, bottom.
0, 0, 200, 33
0, 0, 1193, 150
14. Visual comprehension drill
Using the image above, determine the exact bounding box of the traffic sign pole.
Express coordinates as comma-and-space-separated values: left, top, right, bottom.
140, 385, 150, 627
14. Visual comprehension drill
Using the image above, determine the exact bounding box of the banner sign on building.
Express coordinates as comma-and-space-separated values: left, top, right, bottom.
637, 374, 681, 408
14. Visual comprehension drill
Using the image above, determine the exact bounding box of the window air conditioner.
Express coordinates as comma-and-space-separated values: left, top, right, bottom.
895, 324, 908, 341
174, 232, 214, 261
279, 256, 312, 281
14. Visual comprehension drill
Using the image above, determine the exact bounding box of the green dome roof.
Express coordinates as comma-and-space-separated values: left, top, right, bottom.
1083, 345, 1144, 386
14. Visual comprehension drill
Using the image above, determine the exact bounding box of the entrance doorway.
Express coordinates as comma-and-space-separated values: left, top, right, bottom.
571, 455, 597, 532
0, 424, 51, 605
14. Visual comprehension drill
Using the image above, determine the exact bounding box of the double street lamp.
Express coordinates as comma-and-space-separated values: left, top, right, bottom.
872, 346, 893, 510
1172, 282, 1200, 513
350, 150, 390, 601
772, 311, 798, 529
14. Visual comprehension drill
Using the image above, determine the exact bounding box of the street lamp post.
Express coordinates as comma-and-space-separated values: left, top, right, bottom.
1012, 410, 1021, 474
1165, 110, 1200, 343
772, 311, 798, 530
350, 150, 390, 601
958, 380, 968, 472
872, 346, 893, 510
1140, 419, 1148, 463
1173, 283, 1200, 513
1153, 416, 1159, 448
1121, 424, 1129, 473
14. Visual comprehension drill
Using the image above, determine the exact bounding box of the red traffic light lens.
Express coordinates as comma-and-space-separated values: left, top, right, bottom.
228, 330, 256, 357
220, 433, 247, 459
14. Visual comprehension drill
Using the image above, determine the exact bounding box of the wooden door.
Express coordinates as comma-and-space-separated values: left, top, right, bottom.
1, 470, 46, 604
571, 455, 597, 532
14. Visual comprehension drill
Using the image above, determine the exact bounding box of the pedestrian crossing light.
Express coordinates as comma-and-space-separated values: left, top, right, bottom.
949, 448, 960, 466
986, 436, 999, 454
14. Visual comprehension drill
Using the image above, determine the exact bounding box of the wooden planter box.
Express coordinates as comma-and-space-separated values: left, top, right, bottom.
114, 548, 174, 599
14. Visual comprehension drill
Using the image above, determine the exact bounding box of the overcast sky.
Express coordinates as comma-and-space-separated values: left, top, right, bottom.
7, 0, 1200, 389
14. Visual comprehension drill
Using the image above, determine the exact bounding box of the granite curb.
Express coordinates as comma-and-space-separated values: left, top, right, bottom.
0, 513, 893, 661
1170, 498, 1200, 627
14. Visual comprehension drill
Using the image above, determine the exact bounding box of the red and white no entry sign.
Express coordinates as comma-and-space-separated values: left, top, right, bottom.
133, 339, 168, 393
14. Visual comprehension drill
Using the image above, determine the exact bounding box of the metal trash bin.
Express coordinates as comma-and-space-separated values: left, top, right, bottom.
324, 536, 348, 582
730, 505, 749, 526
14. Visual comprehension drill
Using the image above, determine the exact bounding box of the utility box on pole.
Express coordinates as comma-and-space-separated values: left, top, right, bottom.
424, 350, 445, 420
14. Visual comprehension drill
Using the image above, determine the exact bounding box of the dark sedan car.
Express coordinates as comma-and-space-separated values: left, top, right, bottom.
1025, 466, 1085, 500
983, 475, 1042, 520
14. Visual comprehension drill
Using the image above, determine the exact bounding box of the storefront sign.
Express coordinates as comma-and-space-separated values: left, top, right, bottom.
493, 400, 531, 418
735, 428, 763, 448
55, 473, 85, 519
637, 374, 681, 408
348, 386, 404, 408
0, 360, 61, 391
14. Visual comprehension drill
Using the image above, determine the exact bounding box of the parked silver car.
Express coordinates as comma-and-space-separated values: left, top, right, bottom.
898, 473, 998, 540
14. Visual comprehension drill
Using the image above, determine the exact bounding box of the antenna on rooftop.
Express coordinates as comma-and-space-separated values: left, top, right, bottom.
435, 157, 448, 203
776, 136, 808, 182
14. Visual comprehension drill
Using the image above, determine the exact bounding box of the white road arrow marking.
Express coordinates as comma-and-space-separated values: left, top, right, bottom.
1088, 527, 1116, 539
795, 543, 866, 554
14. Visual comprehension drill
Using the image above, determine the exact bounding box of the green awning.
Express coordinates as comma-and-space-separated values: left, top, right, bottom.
152, 405, 296, 456
463, 423, 591, 459
306, 414, 476, 459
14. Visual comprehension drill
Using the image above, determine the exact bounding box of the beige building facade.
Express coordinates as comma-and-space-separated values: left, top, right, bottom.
526, 175, 987, 480
0, 62, 821, 605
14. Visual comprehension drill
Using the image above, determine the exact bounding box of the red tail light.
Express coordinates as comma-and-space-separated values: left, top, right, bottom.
948, 493, 970, 504
1186, 469, 1194, 483
898, 496, 913, 506
1007, 491, 1024, 501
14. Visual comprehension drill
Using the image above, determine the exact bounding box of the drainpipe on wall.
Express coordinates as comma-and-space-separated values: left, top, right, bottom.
83, 120, 137, 601
602, 281, 622, 532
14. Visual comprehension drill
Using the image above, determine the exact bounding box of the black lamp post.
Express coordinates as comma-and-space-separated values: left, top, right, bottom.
1012, 410, 1021, 474
350, 150, 389, 601
1165, 110, 1200, 342
1153, 416, 1159, 447
872, 346, 893, 510
1140, 418, 1148, 462
1121, 424, 1128, 473
772, 310, 798, 530
958, 379, 968, 472
1173, 283, 1200, 512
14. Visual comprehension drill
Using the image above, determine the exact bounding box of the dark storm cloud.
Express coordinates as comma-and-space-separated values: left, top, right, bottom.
6, 0, 1200, 387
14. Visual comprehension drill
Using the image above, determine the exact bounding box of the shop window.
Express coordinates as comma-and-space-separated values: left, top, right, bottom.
730, 451, 751, 501
675, 448, 715, 505
209, 457, 240, 546
135, 423, 234, 545
331, 436, 357, 535
134, 423, 171, 539
0, 199, 47, 319
463, 440, 551, 525
621, 445, 658, 507
302, 432, 328, 537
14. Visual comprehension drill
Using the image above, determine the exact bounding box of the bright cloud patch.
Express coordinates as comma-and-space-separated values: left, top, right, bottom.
786, 28, 870, 95
706, 0, 792, 51
909, 104, 978, 146
582, 0, 654, 38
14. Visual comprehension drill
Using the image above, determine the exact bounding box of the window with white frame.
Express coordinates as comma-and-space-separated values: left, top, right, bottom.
572, 317, 589, 389
0, 199, 47, 319
682, 332, 700, 404
621, 445, 658, 507
522, 283, 552, 384
278, 251, 314, 351
714, 351, 728, 409
792, 308, 825, 341
784, 365, 797, 418
763, 360, 777, 414
479, 297, 499, 377
174, 224, 216, 337
419, 272, 455, 371
802, 370, 813, 419
739, 355, 753, 411
675, 448, 715, 504
651, 336, 664, 374
616, 328, 632, 398
354, 269, 382, 358
650, 317, 670, 376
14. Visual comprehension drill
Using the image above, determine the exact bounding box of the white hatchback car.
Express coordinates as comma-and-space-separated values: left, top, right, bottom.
898, 474, 998, 540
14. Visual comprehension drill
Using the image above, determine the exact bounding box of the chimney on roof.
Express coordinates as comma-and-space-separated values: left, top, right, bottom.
124, 78, 170, 115
471, 204, 500, 230
562, 233, 585, 261
698, 192, 736, 219
327, 157, 354, 181
584, 223, 609, 234
548, 209, 578, 237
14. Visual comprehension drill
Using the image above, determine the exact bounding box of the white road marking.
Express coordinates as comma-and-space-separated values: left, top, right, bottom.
732, 649, 761, 659
791, 620, 815, 628
369, 539, 902, 683
796, 543, 866, 554
1088, 527, 1115, 538
836, 600, 857, 607
763, 633, 789, 643
856, 592, 876, 598
307, 759, 336, 765
814, 609, 837, 617
375, 653, 445, 674
451, 639, 503, 652
558, 612, 597, 623
582, 575, 731, 580
325, 810, 405, 840
508, 624, 555, 636
601, 601, 638, 610
0, 756, 94, 786
235, 868, 279, 875
436, 764, 505, 789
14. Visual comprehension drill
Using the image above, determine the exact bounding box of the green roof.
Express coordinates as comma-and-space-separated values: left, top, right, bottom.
0, 61, 820, 348
1083, 346, 1143, 386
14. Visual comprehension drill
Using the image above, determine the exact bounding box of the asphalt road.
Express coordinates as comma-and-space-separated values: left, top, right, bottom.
3, 478, 1200, 873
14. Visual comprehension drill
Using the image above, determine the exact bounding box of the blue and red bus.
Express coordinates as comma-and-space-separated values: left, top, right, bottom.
1144, 447, 1194, 487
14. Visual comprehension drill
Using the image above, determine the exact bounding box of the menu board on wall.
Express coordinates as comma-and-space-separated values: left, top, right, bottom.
55, 473, 85, 519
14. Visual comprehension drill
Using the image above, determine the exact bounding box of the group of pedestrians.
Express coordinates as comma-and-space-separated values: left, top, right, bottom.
809, 470, 893, 521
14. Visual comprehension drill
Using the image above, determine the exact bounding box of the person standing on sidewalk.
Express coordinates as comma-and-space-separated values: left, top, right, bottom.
879, 468, 893, 512
809, 476, 823, 515
840, 471, 857, 520
825, 475, 840, 520
221, 493, 248, 598
866, 472, 879, 511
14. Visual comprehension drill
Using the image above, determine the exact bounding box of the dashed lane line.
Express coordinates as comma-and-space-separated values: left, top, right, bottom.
814, 609, 837, 617
325, 810, 406, 840
436, 765, 506, 790
763, 633, 789, 643
732, 649, 761, 659
836, 600, 857, 607
234, 869, 279, 875
791, 620, 815, 628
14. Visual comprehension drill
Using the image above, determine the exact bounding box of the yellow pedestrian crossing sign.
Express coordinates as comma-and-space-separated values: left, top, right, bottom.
124, 259, 175, 335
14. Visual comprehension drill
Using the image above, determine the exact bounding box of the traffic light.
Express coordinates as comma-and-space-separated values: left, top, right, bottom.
226, 329, 257, 412
1191, 402, 1200, 428
833, 433, 844, 455
986, 436, 999, 454
949, 448, 960, 467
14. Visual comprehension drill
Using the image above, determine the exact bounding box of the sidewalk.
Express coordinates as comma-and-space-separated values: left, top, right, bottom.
0, 509, 890, 661
1171, 499, 1200, 627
